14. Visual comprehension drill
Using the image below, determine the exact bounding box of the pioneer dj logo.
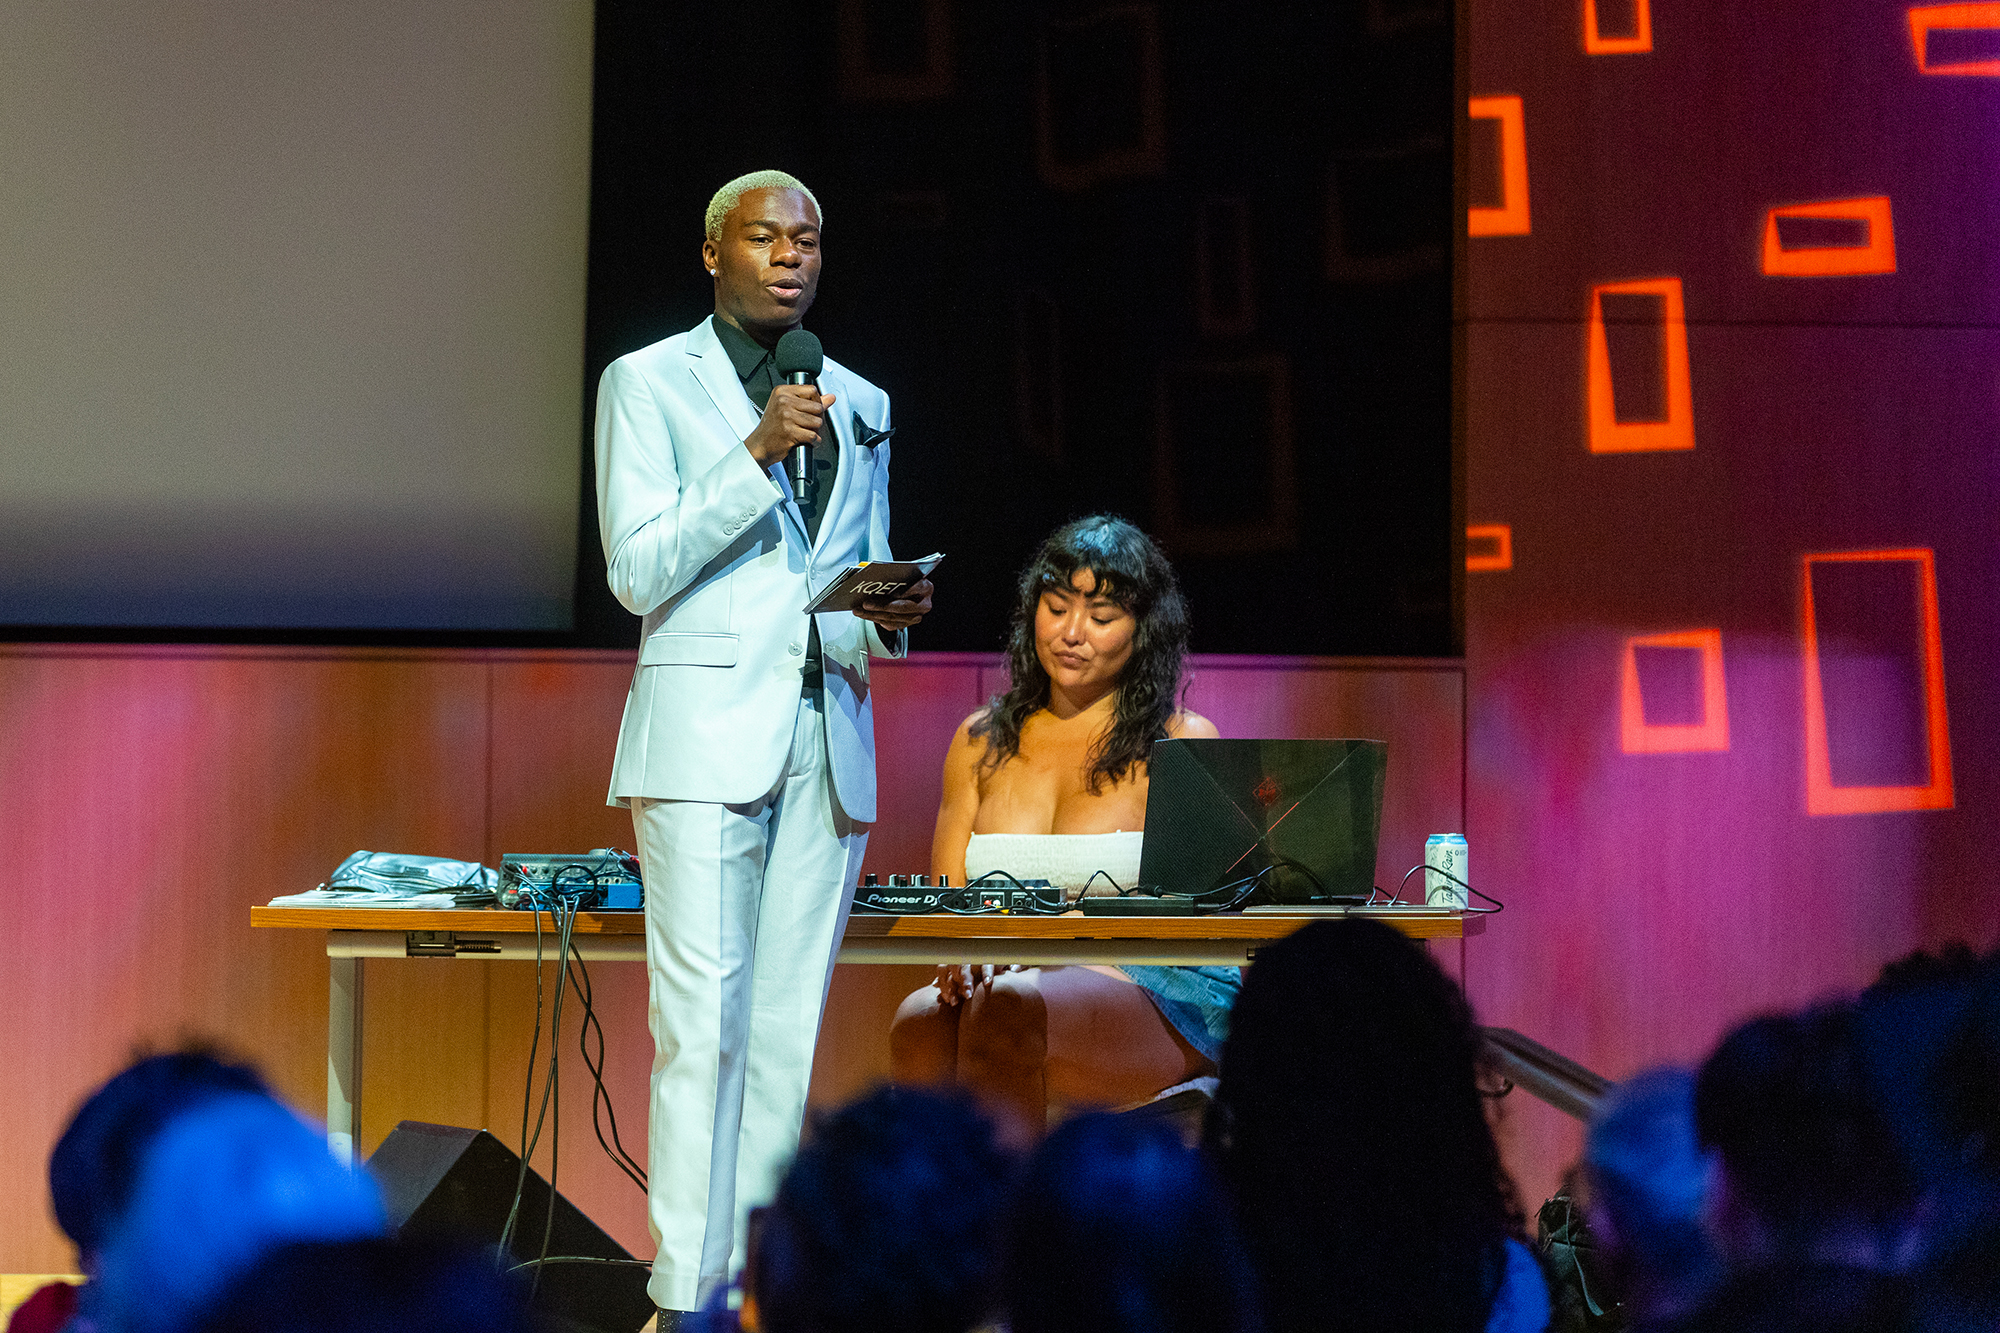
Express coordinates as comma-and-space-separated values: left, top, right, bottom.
1253, 776, 1280, 807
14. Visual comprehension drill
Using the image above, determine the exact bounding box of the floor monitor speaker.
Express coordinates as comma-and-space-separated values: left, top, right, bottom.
365, 1120, 653, 1333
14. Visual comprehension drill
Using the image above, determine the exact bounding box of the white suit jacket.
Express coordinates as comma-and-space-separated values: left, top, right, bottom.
595, 316, 906, 818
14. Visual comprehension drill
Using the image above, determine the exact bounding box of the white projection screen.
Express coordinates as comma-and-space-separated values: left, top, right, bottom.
0, 0, 594, 630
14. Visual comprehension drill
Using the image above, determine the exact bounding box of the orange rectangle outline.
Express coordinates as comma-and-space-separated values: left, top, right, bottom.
1587, 277, 1694, 453
1584, 0, 1653, 53
1035, 6, 1168, 192
836, 0, 954, 100
1761, 197, 1896, 276
1467, 96, 1530, 236
1326, 142, 1450, 283
1466, 523, 1513, 571
1151, 354, 1298, 556
1909, 3, 2000, 74
1621, 629, 1729, 753
1196, 196, 1255, 337
1800, 548, 1953, 815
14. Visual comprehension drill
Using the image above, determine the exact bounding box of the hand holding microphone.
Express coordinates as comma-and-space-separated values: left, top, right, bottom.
742, 329, 834, 484
775, 330, 823, 503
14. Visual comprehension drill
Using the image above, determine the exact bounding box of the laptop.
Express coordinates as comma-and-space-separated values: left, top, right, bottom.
1136, 739, 1388, 905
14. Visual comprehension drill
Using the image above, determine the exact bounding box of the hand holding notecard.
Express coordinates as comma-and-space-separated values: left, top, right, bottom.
803, 553, 945, 614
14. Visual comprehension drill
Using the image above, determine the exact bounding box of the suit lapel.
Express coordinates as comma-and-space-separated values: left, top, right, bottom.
810, 364, 857, 556
686, 317, 810, 546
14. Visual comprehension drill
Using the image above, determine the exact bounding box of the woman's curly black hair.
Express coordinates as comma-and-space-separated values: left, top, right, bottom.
969, 515, 1190, 792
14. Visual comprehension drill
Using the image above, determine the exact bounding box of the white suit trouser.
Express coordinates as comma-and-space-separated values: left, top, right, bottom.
631, 695, 865, 1312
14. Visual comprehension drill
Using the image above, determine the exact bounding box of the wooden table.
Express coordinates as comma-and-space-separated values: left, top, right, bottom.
251, 903, 1476, 1162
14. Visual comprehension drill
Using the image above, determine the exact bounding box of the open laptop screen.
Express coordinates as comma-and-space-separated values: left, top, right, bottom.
1138, 739, 1388, 904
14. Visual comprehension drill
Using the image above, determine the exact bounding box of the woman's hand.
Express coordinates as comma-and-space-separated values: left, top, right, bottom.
932, 963, 1021, 1006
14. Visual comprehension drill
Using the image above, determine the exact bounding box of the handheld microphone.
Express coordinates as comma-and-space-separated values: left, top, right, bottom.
773, 329, 824, 504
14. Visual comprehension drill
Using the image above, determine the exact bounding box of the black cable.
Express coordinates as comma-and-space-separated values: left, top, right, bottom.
565, 953, 648, 1193
506, 1257, 654, 1275
1192, 863, 1278, 915
534, 894, 582, 1303
1392, 862, 1504, 913
498, 883, 599, 1285
1076, 869, 1127, 902
496, 901, 551, 1269
956, 876, 1067, 914
1271, 856, 1332, 901
853, 859, 1360, 919
855, 871, 1069, 916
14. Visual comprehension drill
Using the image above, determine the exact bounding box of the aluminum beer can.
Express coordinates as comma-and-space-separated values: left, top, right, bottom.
1424, 834, 1468, 909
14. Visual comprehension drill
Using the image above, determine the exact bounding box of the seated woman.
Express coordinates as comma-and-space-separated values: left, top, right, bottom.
889, 515, 1226, 1139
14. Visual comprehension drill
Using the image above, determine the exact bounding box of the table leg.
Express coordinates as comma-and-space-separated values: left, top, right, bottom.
328, 954, 364, 1166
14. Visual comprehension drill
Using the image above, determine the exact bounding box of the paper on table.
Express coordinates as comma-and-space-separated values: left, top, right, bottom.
266, 889, 480, 909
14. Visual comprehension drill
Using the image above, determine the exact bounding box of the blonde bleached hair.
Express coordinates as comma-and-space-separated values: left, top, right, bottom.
704, 170, 823, 243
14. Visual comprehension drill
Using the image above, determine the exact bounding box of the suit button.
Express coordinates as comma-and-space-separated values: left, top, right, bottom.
788, 643, 803, 656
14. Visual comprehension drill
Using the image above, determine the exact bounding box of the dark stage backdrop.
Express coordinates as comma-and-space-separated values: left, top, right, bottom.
578, 0, 1459, 655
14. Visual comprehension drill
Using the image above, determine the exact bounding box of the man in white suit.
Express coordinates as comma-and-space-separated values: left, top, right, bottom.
594, 169, 932, 1320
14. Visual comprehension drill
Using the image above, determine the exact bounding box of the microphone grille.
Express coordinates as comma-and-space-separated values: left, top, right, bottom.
774, 329, 824, 378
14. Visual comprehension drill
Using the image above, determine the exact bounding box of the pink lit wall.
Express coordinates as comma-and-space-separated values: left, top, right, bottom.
1463, 0, 2000, 1202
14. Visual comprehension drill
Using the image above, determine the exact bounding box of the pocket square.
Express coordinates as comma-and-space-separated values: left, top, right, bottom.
853, 414, 896, 450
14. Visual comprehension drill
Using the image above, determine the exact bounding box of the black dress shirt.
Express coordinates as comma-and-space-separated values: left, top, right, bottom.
713, 317, 840, 542
714, 316, 837, 696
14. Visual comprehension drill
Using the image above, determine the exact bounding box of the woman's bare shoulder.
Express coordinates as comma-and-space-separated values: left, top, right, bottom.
950, 705, 1001, 750
945, 706, 1002, 772
1167, 709, 1220, 739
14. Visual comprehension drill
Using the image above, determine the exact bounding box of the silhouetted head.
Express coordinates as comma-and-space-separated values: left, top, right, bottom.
50, 1046, 271, 1266
1871, 942, 1986, 995
1003, 1112, 1263, 1333
1585, 1066, 1723, 1320
192, 1238, 541, 1333
1696, 1004, 1918, 1269
755, 1087, 1016, 1333
1208, 918, 1519, 1333
1860, 953, 2000, 1307
90, 1093, 386, 1333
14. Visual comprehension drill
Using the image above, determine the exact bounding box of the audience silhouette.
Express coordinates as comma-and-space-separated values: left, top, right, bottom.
24, 940, 2000, 1333
1003, 1113, 1263, 1333
1207, 918, 1546, 1333
750, 1087, 1016, 1333
1581, 1068, 1722, 1326
192, 1238, 542, 1333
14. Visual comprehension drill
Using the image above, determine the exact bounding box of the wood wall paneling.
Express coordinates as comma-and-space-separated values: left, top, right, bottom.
0, 648, 488, 1274
0, 647, 1465, 1275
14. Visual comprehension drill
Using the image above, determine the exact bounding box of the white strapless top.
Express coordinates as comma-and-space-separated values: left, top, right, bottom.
963, 831, 1144, 895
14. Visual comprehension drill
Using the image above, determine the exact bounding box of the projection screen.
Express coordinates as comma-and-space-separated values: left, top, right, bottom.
0, 0, 593, 630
